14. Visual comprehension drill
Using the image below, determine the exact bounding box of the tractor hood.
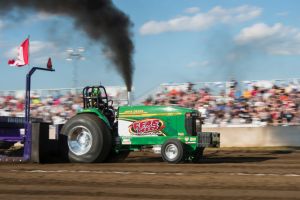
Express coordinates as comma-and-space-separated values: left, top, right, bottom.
118, 105, 196, 119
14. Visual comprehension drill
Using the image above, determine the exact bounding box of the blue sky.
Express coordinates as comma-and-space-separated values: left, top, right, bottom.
1, 0, 300, 97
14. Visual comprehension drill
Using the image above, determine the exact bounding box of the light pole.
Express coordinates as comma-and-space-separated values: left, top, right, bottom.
66, 47, 85, 94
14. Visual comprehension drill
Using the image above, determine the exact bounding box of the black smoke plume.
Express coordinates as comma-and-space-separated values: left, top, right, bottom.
0, 0, 134, 91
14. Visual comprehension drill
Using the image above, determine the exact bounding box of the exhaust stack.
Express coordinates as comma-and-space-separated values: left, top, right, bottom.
127, 91, 132, 106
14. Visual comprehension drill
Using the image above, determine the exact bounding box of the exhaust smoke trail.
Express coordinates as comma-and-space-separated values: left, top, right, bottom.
0, 0, 134, 90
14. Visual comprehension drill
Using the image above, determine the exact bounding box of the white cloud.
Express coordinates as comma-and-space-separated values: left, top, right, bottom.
184, 7, 200, 14
235, 23, 300, 55
235, 23, 283, 43
140, 5, 262, 35
30, 41, 56, 54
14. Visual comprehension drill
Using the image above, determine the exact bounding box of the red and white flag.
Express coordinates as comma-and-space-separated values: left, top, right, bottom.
8, 38, 29, 67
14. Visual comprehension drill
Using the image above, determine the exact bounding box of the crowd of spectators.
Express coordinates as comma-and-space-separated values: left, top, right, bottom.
1, 80, 300, 126
0, 87, 129, 124
0, 92, 81, 124
143, 80, 300, 126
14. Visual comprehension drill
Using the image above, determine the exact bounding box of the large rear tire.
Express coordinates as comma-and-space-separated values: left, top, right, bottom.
161, 139, 186, 164
61, 114, 112, 163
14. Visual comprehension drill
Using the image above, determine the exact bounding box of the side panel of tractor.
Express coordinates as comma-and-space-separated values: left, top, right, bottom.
117, 105, 218, 152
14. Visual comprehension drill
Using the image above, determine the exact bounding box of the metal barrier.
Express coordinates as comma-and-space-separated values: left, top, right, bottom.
203, 125, 300, 147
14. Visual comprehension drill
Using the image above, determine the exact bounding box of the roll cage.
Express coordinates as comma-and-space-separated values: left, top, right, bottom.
82, 86, 110, 110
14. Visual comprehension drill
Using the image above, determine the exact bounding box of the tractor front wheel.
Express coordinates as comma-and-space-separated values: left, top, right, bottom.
161, 139, 186, 164
61, 114, 112, 163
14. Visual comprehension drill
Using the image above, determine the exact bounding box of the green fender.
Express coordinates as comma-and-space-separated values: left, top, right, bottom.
77, 108, 111, 129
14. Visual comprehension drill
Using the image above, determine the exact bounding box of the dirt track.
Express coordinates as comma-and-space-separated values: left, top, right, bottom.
1, 148, 300, 200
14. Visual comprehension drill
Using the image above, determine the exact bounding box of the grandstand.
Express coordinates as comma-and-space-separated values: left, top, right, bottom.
1, 78, 300, 126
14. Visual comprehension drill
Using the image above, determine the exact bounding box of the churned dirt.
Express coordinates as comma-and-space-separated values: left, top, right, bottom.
1, 147, 300, 200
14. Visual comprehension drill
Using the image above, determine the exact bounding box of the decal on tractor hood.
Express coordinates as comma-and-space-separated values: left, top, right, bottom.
129, 118, 165, 136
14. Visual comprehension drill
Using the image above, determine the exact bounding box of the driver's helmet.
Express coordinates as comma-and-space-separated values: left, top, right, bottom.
91, 87, 101, 97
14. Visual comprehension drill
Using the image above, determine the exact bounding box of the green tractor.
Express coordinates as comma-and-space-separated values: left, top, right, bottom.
61, 85, 220, 163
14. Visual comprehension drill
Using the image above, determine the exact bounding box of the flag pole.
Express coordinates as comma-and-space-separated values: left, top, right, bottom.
27, 35, 30, 68
24, 35, 30, 146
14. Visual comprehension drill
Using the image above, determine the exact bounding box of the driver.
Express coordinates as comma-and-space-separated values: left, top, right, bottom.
91, 88, 105, 109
